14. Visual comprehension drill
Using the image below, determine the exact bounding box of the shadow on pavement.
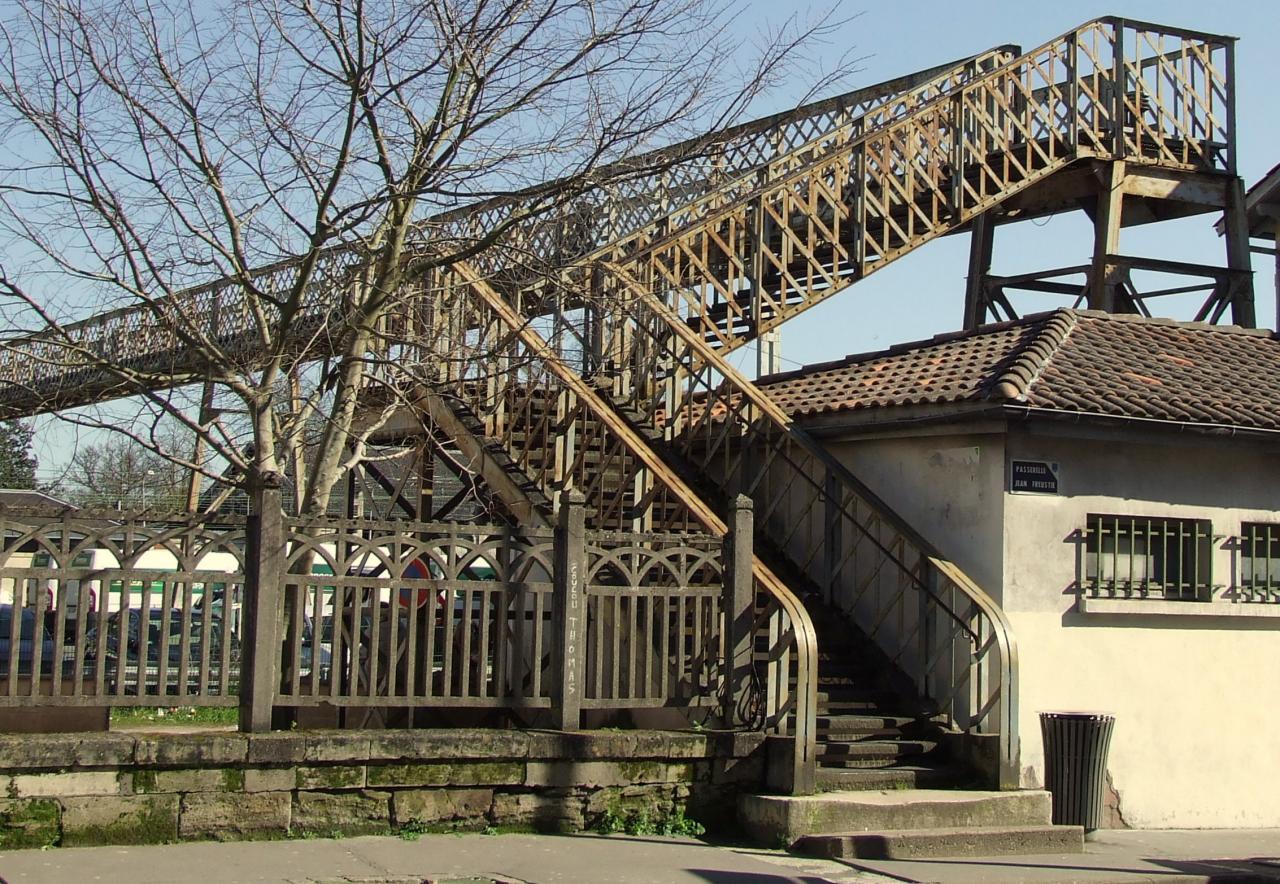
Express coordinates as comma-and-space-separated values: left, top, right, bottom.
685, 871, 833, 884
825, 854, 1280, 883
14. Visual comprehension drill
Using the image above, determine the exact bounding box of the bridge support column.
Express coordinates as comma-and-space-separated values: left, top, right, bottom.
963, 213, 995, 330
184, 382, 215, 512
1222, 176, 1257, 327
1274, 219, 1280, 332
1089, 161, 1126, 312
756, 329, 781, 377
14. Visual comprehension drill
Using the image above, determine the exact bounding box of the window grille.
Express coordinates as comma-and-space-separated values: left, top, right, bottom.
1239, 523, 1280, 602
1083, 514, 1212, 601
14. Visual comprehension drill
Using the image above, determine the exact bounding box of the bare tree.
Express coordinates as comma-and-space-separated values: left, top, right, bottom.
0, 0, 851, 517
66, 430, 190, 510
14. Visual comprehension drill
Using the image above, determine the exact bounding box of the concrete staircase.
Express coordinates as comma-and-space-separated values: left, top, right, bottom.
736, 604, 1084, 860
808, 601, 968, 792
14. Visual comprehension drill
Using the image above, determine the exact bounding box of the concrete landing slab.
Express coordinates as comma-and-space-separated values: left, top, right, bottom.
739, 787, 1053, 845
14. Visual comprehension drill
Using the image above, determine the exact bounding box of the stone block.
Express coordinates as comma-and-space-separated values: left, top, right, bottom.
367, 761, 523, 788
710, 754, 763, 786
629, 731, 688, 758
584, 784, 680, 821
393, 788, 493, 825
245, 732, 306, 765
61, 794, 179, 846
133, 733, 247, 767
72, 734, 138, 767
525, 731, 612, 760
630, 761, 694, 784
9, 770, 126, 798
291, 790, 391, 836
490, 791, 583, 833
302, 731, 371, 763
180, 791, 290, 840
524, 730, 710, 762
367, 728, 529, 762
0, 799, 60, 849
0, 733, 97, 770
0, 732, 138, 769
720, 730, 766, 758
137, 768, 243, 794
523, 760, 693, 788
296, 764, 366, 790
243, 767, 297, 793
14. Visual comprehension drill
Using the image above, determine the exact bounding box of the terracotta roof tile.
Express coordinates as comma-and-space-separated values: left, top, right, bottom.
759, 310, 1280, 431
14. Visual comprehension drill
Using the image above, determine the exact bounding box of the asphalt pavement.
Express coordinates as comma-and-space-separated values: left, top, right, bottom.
2, 828, 1280, 883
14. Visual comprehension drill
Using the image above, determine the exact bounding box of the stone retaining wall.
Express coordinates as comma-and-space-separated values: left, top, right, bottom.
0, 729, 766, 848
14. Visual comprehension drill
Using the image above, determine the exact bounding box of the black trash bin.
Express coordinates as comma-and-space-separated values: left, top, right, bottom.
1039, 711, 1115, 831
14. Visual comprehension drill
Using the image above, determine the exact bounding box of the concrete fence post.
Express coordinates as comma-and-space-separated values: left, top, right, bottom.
722, 495, 756, 727
239, 476, 285, 733
552, 492, 587, 730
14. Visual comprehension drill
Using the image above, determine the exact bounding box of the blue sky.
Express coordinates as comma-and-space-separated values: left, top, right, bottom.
720, 1, 1280, 375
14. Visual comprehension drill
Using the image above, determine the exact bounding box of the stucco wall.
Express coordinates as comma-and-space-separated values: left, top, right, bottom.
1002, 428, 1280, 828
821, 429, 1007, 600
824, 421, 1280, 828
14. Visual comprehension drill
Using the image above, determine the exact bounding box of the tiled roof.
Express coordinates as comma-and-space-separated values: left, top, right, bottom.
759, 310, 1280, 431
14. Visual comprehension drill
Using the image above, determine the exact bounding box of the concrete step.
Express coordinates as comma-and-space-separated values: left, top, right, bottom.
738, 789, 1054, 846
819, 728, 917, 743
794, 824, 1085, 859
816, 740, 938, 768
816, 714, 925, 734
815, 764, 968, 791
818, 702, 900, 717
816, 687, 893, 702
818, 719, 940, 744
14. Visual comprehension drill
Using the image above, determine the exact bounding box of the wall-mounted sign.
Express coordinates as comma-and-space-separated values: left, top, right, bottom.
1010, 460, 1059, 494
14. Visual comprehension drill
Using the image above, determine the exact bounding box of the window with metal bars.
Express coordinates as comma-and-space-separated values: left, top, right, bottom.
1239, 523, 1280, 602
1083, 514, 1213, 601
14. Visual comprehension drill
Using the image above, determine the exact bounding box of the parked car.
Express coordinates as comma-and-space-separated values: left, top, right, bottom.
0, 604, 58, 675
102, 608, 239, 668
